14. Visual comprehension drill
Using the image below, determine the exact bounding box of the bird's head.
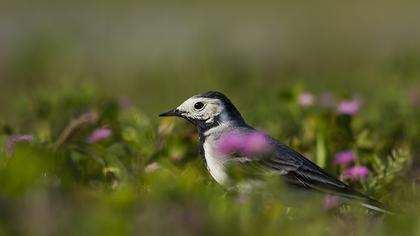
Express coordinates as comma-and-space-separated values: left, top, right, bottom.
159, 91, 247, 132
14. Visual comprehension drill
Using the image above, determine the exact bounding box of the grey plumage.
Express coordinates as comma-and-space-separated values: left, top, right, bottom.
159, 91, 388, 213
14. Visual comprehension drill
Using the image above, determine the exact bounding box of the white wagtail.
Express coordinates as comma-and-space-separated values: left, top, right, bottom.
159, 91, 387, 213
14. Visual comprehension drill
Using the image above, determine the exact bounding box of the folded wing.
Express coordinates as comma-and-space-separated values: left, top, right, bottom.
226, 129, 386, 212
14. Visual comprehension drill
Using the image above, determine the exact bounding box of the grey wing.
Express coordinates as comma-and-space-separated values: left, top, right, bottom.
242, 139, 383, 207
263, 143, 362, 197
218, 127, 387, 212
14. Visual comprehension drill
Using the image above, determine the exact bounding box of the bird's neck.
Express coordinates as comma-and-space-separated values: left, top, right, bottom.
197, 120, 247, 163
199, 120, 246, 141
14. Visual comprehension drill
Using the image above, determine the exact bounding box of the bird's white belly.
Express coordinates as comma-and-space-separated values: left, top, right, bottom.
203, 141, 229, 185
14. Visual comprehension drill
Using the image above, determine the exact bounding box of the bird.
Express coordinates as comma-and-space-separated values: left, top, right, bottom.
159, 91, 387, 213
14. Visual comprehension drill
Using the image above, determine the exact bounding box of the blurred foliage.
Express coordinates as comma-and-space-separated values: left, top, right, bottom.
0, 81, 418, 235
1, 1, 420, 235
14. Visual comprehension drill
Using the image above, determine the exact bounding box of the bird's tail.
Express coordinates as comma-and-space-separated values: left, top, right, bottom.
324, 186, 392, 214
360, 197, 393, 214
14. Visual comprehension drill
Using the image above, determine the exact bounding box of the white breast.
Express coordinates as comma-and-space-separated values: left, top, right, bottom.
203, 140, 229, 185
202, 123, 239, 186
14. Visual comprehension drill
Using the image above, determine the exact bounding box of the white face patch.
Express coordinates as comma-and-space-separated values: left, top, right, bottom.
176, 97, 225, 123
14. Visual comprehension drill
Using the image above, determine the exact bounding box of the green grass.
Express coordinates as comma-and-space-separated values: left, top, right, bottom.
1, 2, 420, 234
0, 78, 418, 235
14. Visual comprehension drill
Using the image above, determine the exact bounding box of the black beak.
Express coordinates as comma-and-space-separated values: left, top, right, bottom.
159, 109, 183, 117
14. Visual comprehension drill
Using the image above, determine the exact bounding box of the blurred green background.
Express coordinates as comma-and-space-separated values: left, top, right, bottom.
1, 1, 420, 235
1, 1, 420, 116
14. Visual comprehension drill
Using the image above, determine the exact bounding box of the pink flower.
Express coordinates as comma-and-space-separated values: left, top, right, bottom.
323, 195, 339, 209
336, 97, 362, 115
86, 128, 112, 144
341, 166, 369, 181
242, 132, 271, 155
217, 132, 245, 154
298, 92, 315, 107
145, 162, 161, 173
217, 131, 272, 156
334, 150, 355, 165
6, 134, 33, 154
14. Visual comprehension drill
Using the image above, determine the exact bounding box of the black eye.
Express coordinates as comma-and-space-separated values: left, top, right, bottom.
194, 102, 204, 110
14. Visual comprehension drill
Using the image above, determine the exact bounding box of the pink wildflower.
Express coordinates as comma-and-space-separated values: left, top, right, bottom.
86, 128, 112, 144
242, 131, 271, 155
217, 132, 245, 154
323, 195, 339, 209
145, 162, 161, 173
298, 92, 315, 107
336, 97, 362, 115
341, 166, 369, 181
334, 150, 355, 165
217, 131, 272, 156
